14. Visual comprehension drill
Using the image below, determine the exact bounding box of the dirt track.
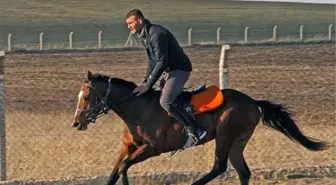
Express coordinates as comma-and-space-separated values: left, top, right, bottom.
5, 44, 335, 118
2, 43, 335, 182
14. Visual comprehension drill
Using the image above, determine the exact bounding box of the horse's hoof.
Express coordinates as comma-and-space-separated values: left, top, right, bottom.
72, 122, 80, 127
75, 123, 87, 131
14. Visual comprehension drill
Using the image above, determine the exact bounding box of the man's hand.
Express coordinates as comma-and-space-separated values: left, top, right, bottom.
132, 83, 150, 96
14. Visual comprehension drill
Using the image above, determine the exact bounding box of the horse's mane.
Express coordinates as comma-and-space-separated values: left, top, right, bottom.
92, 73, 137, 89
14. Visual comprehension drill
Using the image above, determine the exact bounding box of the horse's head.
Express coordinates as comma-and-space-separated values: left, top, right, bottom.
72, 71, 137, 131
72, 71, 100, 130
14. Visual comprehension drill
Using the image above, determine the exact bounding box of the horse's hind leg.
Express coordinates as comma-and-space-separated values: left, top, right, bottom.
191, 122, 233, 185
228, 129, 255, 185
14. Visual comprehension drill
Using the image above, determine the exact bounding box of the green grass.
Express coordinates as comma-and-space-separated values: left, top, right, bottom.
0, 0, 334, 49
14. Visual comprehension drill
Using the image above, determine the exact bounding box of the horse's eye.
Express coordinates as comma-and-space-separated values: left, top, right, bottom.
84, 95, 89, 101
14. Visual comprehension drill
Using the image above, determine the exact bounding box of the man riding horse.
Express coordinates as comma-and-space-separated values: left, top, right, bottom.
126, 9, 207, 150
71, 11, 329, 184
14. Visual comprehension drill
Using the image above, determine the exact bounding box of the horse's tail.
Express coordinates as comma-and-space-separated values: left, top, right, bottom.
255, 100, 329, 151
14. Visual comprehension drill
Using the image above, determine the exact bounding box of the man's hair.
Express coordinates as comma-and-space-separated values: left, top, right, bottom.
126, 9, 145, 20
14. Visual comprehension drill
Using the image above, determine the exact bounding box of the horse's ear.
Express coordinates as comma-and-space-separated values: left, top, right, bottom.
87, 71, 93, 81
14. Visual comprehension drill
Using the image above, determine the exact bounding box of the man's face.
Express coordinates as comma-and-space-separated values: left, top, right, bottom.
126, 15, 143, 34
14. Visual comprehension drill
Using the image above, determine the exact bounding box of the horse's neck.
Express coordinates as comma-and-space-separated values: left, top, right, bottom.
111, 90, 159, 127
109, 88, 136, 124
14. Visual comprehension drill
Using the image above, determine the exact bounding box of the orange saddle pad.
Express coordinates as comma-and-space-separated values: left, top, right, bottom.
191, 85, 224, 115
168, 85, 224, 117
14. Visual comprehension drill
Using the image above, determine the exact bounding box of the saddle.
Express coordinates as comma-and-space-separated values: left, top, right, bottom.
159, 77, 224, 116
176, 84, 224, 115
176, 84, 206, 111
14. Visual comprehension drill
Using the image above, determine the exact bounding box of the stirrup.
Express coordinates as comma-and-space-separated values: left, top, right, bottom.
196, 129, 207, 140
183, 135, 199, 149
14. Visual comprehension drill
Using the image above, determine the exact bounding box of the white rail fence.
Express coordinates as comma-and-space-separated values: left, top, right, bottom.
6, 24, 334, 51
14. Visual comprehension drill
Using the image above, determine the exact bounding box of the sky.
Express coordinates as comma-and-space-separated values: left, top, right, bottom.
239, 0, 336, 4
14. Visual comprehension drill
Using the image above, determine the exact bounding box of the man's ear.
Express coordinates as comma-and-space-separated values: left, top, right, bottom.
138, 18, 144, 24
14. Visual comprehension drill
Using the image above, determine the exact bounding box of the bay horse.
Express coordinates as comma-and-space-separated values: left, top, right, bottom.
72, 71, 328, 185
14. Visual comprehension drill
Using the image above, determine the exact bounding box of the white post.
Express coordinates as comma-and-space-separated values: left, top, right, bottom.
0, 51, 6, 181
244, 27, 249, 43
328, 24, 333, 41
273, 25, 277, 42
7, 34, 11, 52
39, 32, 44, 50
98, 31, 102, 49
300, 25, 304, 42
188, 28, 192, 46
69, 32, 73, 49
217, 27, 221, 44
219, 45, 231, 89
124, 32, 132, 47
130, 37, 133, 47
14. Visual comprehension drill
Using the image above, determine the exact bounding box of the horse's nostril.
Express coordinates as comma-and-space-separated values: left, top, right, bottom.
72, 122, 80, 127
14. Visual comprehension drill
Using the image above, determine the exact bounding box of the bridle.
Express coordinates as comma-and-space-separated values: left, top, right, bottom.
81, 78, 134, 124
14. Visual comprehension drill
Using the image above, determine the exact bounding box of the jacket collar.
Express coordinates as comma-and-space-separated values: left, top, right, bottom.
138, 19, 151, 40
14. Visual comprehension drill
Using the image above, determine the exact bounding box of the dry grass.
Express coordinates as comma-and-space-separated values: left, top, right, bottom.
3, 43, 335, 182
1, 0, 334, 49
1, 0, 333, 23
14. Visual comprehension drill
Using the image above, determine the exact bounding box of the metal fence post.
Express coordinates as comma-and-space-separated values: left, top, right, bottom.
0, 51, 6, 181
244, 27, 249, 43
69, 32, 73, 49
7, 34, 11, 52
98, 31, 102, 49
328, 24, 333, 41
39, 32, 44, 50
273, 25, 277, 42
300, 25, 304, 42
217, 27, 221, 44
188, 28, 192, 46
124, 32, 133, 47
130, 37, 134, 47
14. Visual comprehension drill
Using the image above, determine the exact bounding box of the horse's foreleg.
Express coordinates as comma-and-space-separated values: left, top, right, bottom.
118, 144, 157, 185
106, 144, 129, 185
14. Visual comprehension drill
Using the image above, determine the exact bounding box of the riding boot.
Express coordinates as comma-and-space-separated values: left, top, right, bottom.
169, 102, 207, 150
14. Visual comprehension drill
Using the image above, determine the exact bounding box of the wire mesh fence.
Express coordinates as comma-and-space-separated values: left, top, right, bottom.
225, 44, 335, 170
2, 43, 335, 184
